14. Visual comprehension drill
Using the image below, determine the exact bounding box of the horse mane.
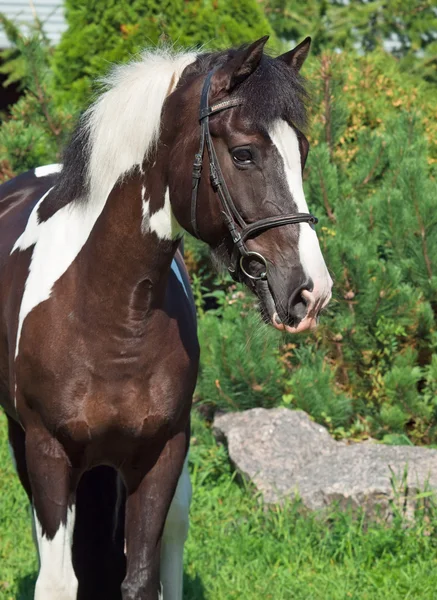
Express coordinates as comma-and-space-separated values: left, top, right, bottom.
40, 45, 307, 220
40, 49, 197, 218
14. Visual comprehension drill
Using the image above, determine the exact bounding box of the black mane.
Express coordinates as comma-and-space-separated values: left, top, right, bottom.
38, 116, 91, 221
188, 46, 308, 130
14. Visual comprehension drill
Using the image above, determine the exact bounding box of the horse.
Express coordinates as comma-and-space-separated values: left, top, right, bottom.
0, 36, 332, 599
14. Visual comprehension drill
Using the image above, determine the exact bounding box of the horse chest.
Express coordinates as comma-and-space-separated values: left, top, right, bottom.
16, 344, 192, 440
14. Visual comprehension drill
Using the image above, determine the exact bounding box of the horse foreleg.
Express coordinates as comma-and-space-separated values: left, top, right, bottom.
121, 431, 188, 600
25, 426, 78, 600
160, 455, 192, 600
7, 416, 32, 501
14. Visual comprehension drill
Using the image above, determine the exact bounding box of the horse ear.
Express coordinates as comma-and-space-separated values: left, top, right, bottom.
277, 37, 311, 72
210, 36, 269, 99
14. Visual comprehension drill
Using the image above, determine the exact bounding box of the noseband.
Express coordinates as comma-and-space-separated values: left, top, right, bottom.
191, 69, 318, 281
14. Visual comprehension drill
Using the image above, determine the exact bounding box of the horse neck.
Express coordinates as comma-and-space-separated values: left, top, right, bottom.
80, 166, 181, 332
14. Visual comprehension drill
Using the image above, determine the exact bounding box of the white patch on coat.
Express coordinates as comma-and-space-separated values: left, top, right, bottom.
11, 192, 106, 366
270, 120, 333, 299
160, 456, 192, 600
11, 50, 196, 405
142, 188, 182, 241
34, 164, 62, 178
33, 505, 77, 600
85, 50, 196, 208
141, 187, 150, 235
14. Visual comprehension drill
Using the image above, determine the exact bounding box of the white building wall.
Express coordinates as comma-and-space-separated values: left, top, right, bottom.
0, 1, 67, 48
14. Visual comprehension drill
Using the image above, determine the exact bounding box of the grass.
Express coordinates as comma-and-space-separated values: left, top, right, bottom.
2, 410, 437, 599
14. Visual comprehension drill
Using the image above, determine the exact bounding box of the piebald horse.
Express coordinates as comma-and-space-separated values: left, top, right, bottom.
0, 37, 332, 599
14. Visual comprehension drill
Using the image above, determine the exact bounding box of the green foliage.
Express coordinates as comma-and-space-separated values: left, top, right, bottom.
4, 410, 437, 599
196, 288, 286, 411
304, 54, 437, 442
1, 0, 437, 446
193, 49, 437, 444
281, 346, 353, 429
51, 0, 275, 108
0, 13, 47, 88
0, 14, 76, 177
263, 0, 437, 85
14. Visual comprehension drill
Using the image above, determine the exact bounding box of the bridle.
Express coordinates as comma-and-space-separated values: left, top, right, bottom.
191, 69, 318, 282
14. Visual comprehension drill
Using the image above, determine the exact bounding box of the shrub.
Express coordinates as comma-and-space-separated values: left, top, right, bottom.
194, 50, 437, 444
51, 0, 276, 108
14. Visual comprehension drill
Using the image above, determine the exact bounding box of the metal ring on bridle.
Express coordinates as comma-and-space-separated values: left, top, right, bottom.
239, 251, 268, 281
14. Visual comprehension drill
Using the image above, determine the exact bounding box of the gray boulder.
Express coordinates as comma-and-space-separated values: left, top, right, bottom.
213, 407, 437, 517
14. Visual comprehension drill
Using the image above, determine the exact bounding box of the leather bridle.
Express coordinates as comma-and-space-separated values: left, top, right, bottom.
191, 69, 318, 282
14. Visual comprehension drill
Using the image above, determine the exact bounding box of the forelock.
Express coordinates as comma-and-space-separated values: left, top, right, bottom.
186, 49, 308, 131
237, 55, 308, 131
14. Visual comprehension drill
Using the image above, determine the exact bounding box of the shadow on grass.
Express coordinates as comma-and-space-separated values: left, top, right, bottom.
184, 572, 206, 600
16, 572, 36, 600
15, 570, 204, 599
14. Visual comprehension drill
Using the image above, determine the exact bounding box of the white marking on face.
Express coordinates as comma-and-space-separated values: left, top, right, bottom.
270, 120, 332, 301
33, 505, 78, 600
34, 164, 62, 178
160, 457, 191, 600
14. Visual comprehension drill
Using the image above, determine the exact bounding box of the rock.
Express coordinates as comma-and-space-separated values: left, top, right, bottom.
297, 443, 437, 518
213, 408, 437, 517
213, 408, 337, 504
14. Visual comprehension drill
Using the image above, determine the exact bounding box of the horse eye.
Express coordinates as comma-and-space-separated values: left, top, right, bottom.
232, 148, 253, 165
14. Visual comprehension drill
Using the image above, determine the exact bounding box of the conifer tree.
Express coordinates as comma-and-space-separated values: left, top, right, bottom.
195, 49, 437, 444
0, 0, 275, 173
262, 0, 437, 84
51, 0, 276, 108
0, 14, 72, 178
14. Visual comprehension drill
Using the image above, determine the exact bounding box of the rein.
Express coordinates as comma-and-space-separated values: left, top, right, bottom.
191, 69, 318, 281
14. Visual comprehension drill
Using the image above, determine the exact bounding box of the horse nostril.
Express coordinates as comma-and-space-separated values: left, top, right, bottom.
287, 280, 313, 324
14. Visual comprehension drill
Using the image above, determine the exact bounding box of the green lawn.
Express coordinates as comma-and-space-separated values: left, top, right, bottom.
2, 411, 437, 600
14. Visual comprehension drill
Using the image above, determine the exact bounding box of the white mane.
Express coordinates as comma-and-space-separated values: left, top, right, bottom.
84, 49, 197, 205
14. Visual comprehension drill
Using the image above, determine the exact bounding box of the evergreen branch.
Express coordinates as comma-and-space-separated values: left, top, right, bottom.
412, 189, 433, 280
27, 61, 61, 137
316, 161, 336, 223
342, 265, 355, 315
321, 55, 334, 159
359, 142, 386, 187
214, 379, 237, 409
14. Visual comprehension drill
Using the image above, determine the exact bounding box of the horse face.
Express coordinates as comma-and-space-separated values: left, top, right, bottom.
206, 110, 332, 332
170, 37, 332, 333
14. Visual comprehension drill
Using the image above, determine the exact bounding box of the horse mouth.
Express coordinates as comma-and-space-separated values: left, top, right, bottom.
271, 312, 318, 333
255, 280, 318, 334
